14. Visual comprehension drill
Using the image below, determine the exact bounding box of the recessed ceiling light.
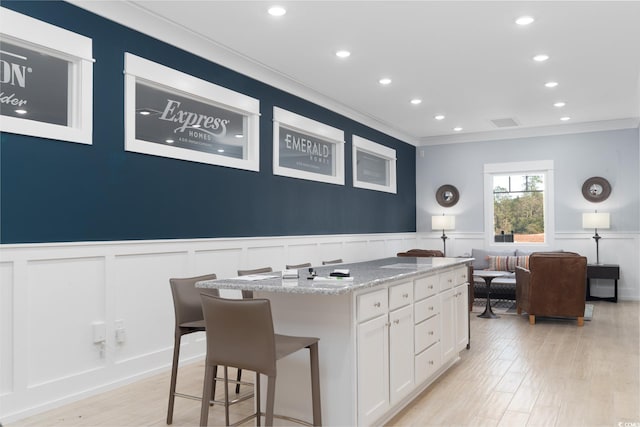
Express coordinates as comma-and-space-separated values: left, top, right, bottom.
379, 77, 392, 85
217, 149, 225, 153
533, 54, 549, 62
545, 81, 559, 88
268, 6, 286, 16
434, 114, 445, 121
138, 110, 151, 115
453, 127, 463, 132
410, 99, 422, 105
336, 50, 351, 58
192, 124, 201, 128
516, 16, 535, 26
235, 134, 244, 138
554, 101, 566, 108
560, 116, 571, 121
165, 139, 174, 144
15, 109, 27, 115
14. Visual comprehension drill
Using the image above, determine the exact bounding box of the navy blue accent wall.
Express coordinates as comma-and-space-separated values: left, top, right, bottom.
0, 1, 416, 244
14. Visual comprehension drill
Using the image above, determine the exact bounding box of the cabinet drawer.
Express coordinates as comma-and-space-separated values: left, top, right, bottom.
414, 275, 439, 300
456, 267, 469, 285
414, 294, 440, 323
439, 270, 456, 291
357, 289, 388, 323
415, 342, 442, 384
389, 282, 413, 311
415, 315, 440, 354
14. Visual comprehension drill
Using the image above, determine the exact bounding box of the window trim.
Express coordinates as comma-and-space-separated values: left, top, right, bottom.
272, 106, 345, 185
0, 7, 93, 145
352, 135, 397, 194
124, 53, 260, 171
483, 160, 555, 249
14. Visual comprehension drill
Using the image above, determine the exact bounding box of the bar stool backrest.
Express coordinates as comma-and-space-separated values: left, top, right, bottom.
169, 274, 219, 326
322, 259, 343, 265
237, 267, 273, 299
201, 295, 277, 376
286, 262, 312, 269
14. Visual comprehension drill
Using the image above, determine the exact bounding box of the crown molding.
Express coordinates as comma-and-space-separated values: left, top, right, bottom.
66, 0, 421, 146
419, 118, 640, 146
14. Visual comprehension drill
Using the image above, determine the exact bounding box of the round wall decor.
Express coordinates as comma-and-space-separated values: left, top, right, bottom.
436, 184, 459, 207
581, 176, 611, 202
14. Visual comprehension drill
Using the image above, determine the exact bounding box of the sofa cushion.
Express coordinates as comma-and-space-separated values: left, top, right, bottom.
488, 255, 529, 272
471, 248, 516, 270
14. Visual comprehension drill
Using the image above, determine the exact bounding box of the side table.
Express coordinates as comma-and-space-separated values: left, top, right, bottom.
586, 264, 620, 303
473, 271, 506, 318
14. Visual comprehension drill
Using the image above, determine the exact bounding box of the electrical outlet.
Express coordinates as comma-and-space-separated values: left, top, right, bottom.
92, 322, 106, 344
115, 319, 126, 343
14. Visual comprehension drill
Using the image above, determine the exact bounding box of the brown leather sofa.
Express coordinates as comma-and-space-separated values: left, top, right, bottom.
396, 249, 444, 257
515, 252, 587, 326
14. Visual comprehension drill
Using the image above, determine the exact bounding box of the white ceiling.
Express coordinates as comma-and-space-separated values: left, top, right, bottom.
124, 1, 640, 144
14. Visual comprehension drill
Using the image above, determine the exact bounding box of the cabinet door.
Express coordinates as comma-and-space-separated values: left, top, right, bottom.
357, 314, 389, 426
455, 284, 469, 352
389, 304, 414, 404
440, 288, 456, 362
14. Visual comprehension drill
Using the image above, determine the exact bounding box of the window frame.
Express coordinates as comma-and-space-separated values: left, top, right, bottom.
0, 7, 93, 145
124, 53, 260, 171
352, 135, 397, 194
483, 160, 555, 248
272, 106, 345, 185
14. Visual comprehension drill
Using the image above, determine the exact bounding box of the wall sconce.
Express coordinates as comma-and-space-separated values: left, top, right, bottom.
582, 211, 610, 264
432, 215, 455, 256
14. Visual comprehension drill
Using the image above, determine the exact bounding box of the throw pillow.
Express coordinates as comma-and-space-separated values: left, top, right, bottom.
487, 255, 529, 272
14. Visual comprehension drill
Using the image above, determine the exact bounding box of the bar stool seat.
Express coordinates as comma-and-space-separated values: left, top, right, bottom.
200, 295, 322, 427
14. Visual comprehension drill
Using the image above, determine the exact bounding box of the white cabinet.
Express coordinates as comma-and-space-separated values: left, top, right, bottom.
357, 266, 469, 426
389, 304, 414, 403
357, 282, 414, 424
454, 283, 469, 352
441, 274, 470, 363
357, 314, 390, 426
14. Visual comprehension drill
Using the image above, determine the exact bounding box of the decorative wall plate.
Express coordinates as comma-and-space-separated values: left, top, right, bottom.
581, 176, 611, 202
436, 184, 459, 207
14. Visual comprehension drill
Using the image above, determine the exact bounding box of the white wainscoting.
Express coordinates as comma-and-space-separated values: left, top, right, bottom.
0, 233, 418, 422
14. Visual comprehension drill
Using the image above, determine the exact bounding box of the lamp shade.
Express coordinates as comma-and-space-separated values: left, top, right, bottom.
432, 215, 455, 230
582, 212, 610, 229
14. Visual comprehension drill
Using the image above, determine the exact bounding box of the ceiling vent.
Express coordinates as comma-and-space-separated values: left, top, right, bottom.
490, 118, 519, 128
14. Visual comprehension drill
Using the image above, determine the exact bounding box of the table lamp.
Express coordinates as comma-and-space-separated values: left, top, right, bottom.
582, 211, 610, 264
432, 214, 455, 256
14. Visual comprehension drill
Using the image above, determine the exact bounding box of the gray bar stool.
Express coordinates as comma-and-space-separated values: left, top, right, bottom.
199, 294, 322, 427
167, 274, 218, 424
321, 259, 343, 265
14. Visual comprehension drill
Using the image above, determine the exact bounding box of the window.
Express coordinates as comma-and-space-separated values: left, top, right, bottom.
484, 161, 554, 246
272, 107, 345, 185
0, 7, 93, 145
352, 135, 397, 194
124, 53, 260, 171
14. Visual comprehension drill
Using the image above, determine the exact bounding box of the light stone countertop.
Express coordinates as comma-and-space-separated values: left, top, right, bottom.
196, 257, 473, 295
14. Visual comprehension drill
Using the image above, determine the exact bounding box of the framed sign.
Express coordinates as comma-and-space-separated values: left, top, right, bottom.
0, 7, 93, 144
124, 53, 260, 171
352, 135, 397, 194
273, 107, 345, 185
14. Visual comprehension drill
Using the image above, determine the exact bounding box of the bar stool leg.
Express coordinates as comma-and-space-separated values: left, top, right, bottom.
255, 374, 261, 427
265, 376, 276, 426
200, 364, 215, 427
167, 333, 181, 424
235, 368, 242, 394
309, 343, 322, 426
224, 366, 230, 426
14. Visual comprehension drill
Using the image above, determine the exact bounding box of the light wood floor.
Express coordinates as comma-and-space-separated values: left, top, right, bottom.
8, 301, 640, 427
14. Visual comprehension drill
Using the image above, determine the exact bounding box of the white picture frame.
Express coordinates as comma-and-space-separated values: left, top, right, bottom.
352, 135, 397, 194
0, 7, 93, 145
272, 106, 345, 185
124, 53, 260, 172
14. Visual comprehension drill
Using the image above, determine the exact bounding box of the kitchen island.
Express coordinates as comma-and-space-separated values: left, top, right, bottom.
197, 256, 472, 426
